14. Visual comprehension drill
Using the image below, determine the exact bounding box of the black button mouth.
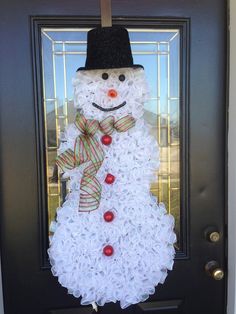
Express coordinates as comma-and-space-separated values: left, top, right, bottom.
92, 101, 126, 112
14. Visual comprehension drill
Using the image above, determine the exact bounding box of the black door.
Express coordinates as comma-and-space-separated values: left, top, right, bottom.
0, 1, 227, 313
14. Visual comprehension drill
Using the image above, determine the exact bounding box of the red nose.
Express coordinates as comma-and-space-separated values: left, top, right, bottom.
108, 89, 118, 98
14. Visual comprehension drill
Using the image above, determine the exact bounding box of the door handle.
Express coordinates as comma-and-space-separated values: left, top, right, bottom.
205, 260, 224, 280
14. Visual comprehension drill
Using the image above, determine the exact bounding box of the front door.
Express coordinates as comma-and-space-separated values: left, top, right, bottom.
0, 1, 227, 313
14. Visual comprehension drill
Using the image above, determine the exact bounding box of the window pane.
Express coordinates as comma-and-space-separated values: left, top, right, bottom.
41, 28, 181, 249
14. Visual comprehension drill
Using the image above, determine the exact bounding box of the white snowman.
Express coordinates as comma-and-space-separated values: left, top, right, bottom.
48, 26, 176, 310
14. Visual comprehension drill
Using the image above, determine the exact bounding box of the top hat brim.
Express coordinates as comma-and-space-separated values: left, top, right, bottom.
77, 64, 144, 72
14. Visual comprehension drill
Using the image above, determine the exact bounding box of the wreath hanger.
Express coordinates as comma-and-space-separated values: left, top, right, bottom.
100, 0, 112, 27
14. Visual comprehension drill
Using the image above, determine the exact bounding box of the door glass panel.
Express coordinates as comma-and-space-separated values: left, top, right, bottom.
41, 28, 180, 249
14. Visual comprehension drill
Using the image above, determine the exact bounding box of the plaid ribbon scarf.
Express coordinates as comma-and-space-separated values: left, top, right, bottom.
56, 113, 136, 212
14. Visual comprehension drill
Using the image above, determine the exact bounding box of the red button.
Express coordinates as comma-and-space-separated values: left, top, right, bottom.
105, 173, 115, 184
104, 211, 114, 222
101, 134, 112, 145
103, 245, 114, 256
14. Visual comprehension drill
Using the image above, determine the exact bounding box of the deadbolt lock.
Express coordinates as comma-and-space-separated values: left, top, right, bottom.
209, 231, 220, 243
205, 227, 220, 243
205, 260, 224, 281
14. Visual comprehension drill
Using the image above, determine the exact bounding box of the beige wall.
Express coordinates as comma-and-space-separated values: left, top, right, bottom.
228, 0, 236, 313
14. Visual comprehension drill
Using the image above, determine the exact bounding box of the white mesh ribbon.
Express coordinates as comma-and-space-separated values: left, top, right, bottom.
48, 67, 176, 309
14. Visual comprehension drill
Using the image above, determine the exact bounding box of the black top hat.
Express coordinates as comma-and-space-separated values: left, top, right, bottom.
77, 26, 143, 71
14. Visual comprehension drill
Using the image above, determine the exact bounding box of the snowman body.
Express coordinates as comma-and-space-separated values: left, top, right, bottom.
48, 67, 176, 309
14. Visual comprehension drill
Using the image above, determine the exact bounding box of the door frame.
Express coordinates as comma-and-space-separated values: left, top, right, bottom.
227, 0, 236, 313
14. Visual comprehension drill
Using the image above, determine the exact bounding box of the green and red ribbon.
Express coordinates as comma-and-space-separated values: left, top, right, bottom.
56, 113, 135, 212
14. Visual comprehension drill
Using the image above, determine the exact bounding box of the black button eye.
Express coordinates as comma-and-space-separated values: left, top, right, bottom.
102, 73, 109, 80
119, 74, 125, 82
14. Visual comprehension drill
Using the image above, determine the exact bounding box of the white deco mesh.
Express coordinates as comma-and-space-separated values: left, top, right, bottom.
48, 67, 176, 309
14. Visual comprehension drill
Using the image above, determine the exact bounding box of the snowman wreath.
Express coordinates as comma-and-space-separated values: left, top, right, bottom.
48, 26, 176, 310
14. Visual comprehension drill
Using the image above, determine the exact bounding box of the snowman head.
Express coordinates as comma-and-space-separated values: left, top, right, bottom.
73, 66, 149, 121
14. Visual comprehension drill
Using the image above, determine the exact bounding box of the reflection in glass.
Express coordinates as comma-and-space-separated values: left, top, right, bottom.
41, 28, 180, 248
